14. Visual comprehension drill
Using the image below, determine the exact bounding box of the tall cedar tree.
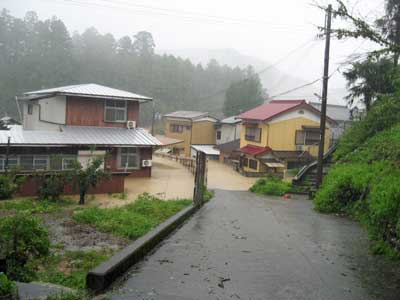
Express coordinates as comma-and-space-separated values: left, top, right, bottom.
223, 67, 265, 117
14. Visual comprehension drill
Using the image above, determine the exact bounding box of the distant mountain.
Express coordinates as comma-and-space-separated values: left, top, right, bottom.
160, 48, 347, 104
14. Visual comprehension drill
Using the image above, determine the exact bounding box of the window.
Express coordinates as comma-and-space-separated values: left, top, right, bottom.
7, 157, 18, 169
104, 99, 127, 122
62, 156, 76, 170
34, 156, 48, 170
249, 159, 258, 170
119, 148, 140, 169
305, 131, 321, 145
295, 130, 321, 145
295, 130, 306, 145
216, 131, 221, 140
27, 104, 33, 115
170, 124, 184, 133
20, 156, 34, 171
245, 127, 262, 142
242, 157, 249, 167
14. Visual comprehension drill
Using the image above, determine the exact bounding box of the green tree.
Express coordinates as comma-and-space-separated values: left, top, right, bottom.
376, 0, 400, 65
223, 67, 264, 116
343, 57, 395, 111
133, 31, 155, 57
71, 156, 109, 205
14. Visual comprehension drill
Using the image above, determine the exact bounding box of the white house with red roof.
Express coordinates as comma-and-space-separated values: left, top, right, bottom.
236, 100, 335, 176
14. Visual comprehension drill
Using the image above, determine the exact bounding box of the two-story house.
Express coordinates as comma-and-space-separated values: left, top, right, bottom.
163, 111, 218, 157
0, 84, 161, 196
237, 100, 335, 176
310, 102, 353, 144
215, 116, 241, 145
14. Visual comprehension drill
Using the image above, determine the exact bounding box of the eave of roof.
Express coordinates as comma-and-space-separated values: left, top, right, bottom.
22, 84, 152, 102
237, 100, 336, 124
239, 144, 272, 156
0, 126, 161, 147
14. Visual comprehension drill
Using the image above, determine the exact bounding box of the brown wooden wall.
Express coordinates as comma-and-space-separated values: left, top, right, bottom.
65, 96, 139, 127
18, 174, 125, 197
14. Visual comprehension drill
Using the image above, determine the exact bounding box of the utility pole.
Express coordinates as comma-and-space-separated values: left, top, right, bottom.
316, 4, 332, 188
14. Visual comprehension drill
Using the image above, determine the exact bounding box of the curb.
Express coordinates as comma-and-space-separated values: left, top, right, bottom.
86, 204, 198, 292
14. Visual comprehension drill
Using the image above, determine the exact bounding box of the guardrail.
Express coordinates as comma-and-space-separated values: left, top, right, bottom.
293, 143, 338, 183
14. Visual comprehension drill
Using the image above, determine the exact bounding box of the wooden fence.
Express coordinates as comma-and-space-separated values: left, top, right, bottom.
155, 153, 196, 175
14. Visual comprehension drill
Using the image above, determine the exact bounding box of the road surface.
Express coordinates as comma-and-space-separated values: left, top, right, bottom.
107, 190, 400, 300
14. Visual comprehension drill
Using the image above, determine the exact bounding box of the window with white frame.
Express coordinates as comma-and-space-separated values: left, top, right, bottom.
0, 155, 76, 172
62, 156, 76, 170
119, 148, 140, 169
104, 99, 127, 122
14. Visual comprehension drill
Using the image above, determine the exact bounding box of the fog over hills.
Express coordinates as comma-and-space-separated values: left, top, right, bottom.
161, 48, 348, 105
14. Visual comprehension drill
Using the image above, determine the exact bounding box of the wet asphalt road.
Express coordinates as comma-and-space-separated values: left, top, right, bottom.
108, 190, 400, 300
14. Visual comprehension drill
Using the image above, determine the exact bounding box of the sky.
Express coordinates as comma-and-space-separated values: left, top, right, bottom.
1, 0, 384, 104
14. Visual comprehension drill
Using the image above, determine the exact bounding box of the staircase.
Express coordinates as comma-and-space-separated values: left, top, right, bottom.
292, 144, 337, 196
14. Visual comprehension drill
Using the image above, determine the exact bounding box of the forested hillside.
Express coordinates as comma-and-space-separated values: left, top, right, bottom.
0, 9, 264, 124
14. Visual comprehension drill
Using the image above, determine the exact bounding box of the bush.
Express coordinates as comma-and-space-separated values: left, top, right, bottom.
0, 272, 17, 299
0, 173, 26, 200
250, 177, 292, 197
335, 96, 400, 161
313, 163, 381, 213
0, 213, 50, 281
73, 193, 191, 239
367, 171, 400, 252
36, 172, 70, 201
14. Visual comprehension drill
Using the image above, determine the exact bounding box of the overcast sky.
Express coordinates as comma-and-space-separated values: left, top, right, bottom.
1, 0, 383, 103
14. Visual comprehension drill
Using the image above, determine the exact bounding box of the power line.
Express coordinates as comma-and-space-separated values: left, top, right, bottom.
39, 0, 314, 32
193, 38, 319, 102
269, 78, 322, 99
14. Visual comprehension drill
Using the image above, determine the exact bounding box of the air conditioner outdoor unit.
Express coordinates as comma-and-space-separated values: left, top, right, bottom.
127, 120, 136, 129
142, 160, 152, 167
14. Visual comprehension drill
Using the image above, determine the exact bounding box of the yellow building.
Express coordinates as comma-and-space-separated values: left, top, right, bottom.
237, 100, 335, 175
163, 111, 218, 157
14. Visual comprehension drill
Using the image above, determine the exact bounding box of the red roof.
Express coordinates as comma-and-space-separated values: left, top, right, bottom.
239, 144, 272, 156
237, 100, 305, 121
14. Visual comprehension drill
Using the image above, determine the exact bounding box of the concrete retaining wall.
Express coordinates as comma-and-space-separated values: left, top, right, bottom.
86, 204, 197, 292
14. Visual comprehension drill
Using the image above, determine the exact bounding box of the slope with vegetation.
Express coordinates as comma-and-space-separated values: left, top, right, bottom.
314, 93, 400, 257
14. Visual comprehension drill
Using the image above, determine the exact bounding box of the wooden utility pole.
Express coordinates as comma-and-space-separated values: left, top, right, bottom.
316, 4, 332, 188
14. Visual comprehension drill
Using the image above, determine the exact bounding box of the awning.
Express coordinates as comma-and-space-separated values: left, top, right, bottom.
264, 162, 285, 168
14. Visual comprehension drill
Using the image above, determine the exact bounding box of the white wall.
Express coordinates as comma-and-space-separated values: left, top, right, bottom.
23, 96, 66, 130
216, 123, 241, 145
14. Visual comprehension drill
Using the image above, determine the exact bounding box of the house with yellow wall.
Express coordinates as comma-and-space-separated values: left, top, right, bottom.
236, 100, 335, 176
163, 111, 218, 157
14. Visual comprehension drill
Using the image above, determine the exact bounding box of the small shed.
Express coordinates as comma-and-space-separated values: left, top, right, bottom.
190, 145, 220, 160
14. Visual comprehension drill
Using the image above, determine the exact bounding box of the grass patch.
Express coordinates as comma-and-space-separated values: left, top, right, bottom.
72, 193, 192, 240
34, 250, 110, 289
250, 177, 291, 197
0, 198, 74, 214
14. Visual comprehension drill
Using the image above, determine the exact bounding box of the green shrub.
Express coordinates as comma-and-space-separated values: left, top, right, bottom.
367, 171, 400, 251
0, 272, 16, 298
36, 172, 70, 202
73, 193, 191, 239
335, 96, 400, 161
313, 163, 384, 213
250, 177, 291, 197
0, 173, 26, 200
0, 213, 50, 281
